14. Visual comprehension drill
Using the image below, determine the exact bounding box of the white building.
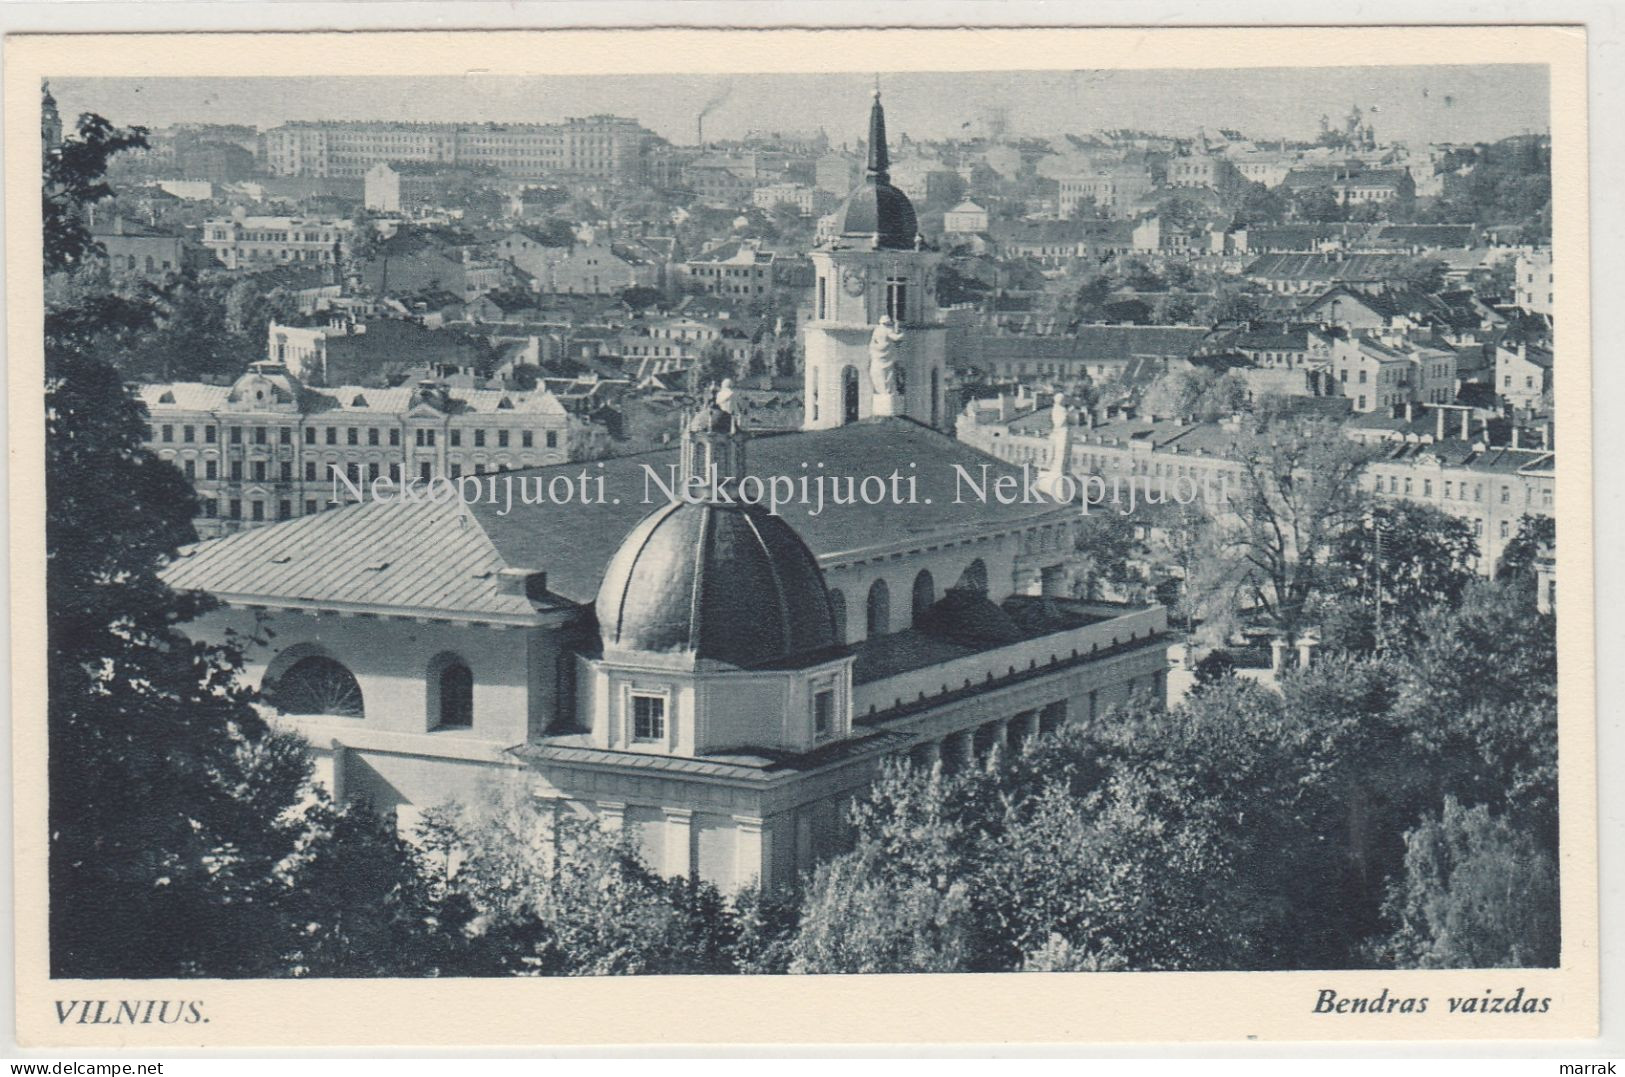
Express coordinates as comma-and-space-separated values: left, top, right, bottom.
943, 200, 989, 234
202, 212, 354, 270
1514, 250, 1554, 316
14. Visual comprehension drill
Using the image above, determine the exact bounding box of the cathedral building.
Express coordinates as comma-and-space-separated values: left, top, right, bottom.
162, 93, 1172, 894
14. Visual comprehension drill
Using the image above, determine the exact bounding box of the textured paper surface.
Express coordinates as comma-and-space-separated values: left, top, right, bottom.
7, 25, 1596, 1048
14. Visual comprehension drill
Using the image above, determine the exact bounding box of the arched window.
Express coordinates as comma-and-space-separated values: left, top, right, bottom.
842, 366, 860, 424
911, 570, 935, 625
866, 579, 890, 638
437, 662, 473, 728
266, 655, 364, 718
828, 588, 847, 643
957, 558, 989, 596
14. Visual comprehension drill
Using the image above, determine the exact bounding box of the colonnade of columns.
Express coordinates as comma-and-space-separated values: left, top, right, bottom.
908, 700, 1068, 773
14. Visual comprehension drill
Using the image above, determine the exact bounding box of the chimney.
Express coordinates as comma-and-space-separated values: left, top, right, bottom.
1545, 420, 1554, 451
1436, 406, 1446, 441
1511, 426, 1521, 450
1461, 409, 1471, 440
1404, 401, 1414, 422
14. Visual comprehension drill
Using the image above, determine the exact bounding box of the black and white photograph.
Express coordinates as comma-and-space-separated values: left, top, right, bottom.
10, 20, 1601, 1050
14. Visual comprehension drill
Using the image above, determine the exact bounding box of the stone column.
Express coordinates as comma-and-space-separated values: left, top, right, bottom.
1020, 710, 1041, 746
915, 739, 942, 769
596, 800, 627, 832
1296, 637, 1317, 670
662, 807, 694, 880
732, 815, 769, 894
1270, 637, 1289, 673
795, 812, 814, 873
327, 743, 348, 804
952, 730, 976, 768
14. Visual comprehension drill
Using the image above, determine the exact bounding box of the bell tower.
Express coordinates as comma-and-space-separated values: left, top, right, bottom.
803, 87, 948, 431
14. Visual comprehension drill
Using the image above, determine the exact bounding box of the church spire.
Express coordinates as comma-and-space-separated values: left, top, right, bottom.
866, 82, 891, 183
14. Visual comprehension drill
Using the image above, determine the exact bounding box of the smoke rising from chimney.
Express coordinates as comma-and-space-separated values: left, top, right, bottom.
696, 83, 734, 146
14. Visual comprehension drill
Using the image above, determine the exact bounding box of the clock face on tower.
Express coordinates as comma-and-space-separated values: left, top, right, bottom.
842, 268, 867, 296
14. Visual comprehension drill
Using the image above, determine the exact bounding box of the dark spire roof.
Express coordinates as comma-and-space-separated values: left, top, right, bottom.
866, 87, 891, 182
833, 86, 918, 251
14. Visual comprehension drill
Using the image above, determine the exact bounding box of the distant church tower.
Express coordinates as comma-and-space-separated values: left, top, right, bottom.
41, 81, 62, 156
803, 88, 948, 431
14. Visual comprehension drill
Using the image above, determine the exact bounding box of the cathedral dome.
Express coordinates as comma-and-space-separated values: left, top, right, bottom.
595, 499, 838, 669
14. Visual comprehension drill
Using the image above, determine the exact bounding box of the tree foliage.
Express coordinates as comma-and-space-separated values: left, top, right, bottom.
1374, 797, 1559, 969
415, 783, 736, 976
44, 112, 149, 276
46, 112, 430, 978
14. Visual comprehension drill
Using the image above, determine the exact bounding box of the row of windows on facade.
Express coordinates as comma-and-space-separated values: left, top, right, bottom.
268, 654, 472, 729
268, 650, 833, 748
628, 686, 834, 744
808, 364, 942, 427
183, 458, 545, 485
152, 424, 557, 450
117, 255, 174, 273
814, 278, 909, 322
827, 561, 990, 642
1374, 471, 1551, 509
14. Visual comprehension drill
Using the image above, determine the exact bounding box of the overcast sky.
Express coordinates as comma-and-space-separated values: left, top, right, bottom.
48, 66, 1548, 148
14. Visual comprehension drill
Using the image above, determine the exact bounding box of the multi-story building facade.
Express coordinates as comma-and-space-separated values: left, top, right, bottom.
261, 116, 659, 183
1496, 340, 1554, 412
138, 363, 578, 538
1058, 167, 1155, 218
682, 240, 776, 298
1164, 154, 1240, 192
202, 214, 353, 270
752, 182, 839, 218
959, 405, 1553, 576
94, 217, 186, 280
1514, 250, 1554, 317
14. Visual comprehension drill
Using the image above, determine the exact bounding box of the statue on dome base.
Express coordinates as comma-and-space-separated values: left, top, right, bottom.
1037, 391, 1076, 500
868, 315, 906, 415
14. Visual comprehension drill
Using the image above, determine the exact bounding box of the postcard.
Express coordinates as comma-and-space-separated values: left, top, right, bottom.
7, 24, 1596, 1047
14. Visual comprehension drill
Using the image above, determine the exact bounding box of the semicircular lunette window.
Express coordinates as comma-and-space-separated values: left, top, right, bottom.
266, 655, 365, 719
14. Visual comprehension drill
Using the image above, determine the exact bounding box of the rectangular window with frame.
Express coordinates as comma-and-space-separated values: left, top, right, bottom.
885, 277, 907, 322
631, 693, 666, 742
813, 689, 835, 739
